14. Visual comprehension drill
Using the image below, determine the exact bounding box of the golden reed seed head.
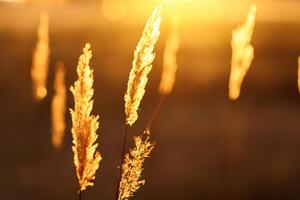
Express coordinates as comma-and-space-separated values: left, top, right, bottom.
124, 5, 162, 126
159, 20, 180, 95
51, 61, 66, 150
31, 12, 50, 100
118, 134, 155, 200
229, 4, 257, 100
70, 43, 102, 191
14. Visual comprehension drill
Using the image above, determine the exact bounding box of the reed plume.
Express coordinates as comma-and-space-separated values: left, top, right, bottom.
118, 134, 154, 200
51, 61, 66, 150
159, 18, 180, 95
124, 5, 162, 126
115, 6, 162, 200
70, 43, 102, 192
229, 5, 257, 100
31, 12, 50, 100
298, 57, 300, 93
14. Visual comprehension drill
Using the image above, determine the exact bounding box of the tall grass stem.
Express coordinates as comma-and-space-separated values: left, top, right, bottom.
145, 95, 166, 133
115, 125, 129, 200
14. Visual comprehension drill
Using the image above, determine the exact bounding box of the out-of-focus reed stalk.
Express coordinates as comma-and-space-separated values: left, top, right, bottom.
51, 61, 66, 150
145, 16, 180, 133
70, 43, 102, 198
115, 5, 162, 200
298, 57, 300, 93
159, 18, 180, 96
118, 134, 154, 200
229, 5, 257, 100
31, 12, 50, 100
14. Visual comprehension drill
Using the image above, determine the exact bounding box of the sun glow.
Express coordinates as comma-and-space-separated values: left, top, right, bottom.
101, 0, 128, 21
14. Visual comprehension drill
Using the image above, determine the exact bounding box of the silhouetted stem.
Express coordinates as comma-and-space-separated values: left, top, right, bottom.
78, 190, 82, 200
115, 124, 129, 200
221, 131, 229, 200
145, 95, 166, 133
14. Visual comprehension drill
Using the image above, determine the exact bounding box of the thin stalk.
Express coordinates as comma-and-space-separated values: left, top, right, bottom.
55, 150, 62, 199
78, 190, 82, 200
221, 131, 229, 200
221, 101, 236, 200
115, 124, 129, 200
115, 94, 166, 199
145, 94, 166, 133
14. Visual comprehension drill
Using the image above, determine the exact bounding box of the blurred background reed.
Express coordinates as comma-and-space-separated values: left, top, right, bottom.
1, 0, 300, 199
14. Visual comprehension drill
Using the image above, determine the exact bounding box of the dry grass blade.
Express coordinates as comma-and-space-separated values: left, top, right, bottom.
229, 4, 257, 100
118, 134, 155, 200
31, 12, 50, 100
124, 5, 162, 126
70, 43, 102, 192
159, 19, 180, 95
51, 61, 66, 150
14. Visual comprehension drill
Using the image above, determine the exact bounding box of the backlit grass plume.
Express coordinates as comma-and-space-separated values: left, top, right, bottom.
159, 19, 180, 95
229, 4, 257, 100
51, 61, 66, 150
70, 43, 102, 192
118, 134, 155, 200
298, 57, 300, 93
124, 5, 162, 126
31, 12, 50, 100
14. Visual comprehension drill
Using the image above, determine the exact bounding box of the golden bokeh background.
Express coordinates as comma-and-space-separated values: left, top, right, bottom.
0, 0, 300, 199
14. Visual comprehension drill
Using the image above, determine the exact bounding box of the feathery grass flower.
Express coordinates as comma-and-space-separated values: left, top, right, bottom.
70, 43, 102, 191
118, 134, 154, 200
124, 5, 162, 126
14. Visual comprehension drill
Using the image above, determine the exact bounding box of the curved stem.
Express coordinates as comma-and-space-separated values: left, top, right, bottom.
145, 95, 166, 133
